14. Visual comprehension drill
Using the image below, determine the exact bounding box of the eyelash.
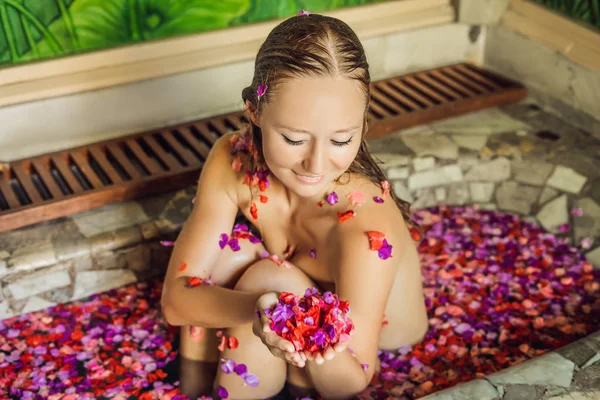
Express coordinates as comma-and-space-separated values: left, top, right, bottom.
282, 136, 354, 147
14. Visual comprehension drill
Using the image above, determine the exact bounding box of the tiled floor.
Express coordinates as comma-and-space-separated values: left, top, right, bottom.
1, 97, 600, 399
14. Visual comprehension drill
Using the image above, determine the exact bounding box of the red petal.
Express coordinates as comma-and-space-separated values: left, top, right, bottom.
179, 263, 187, 272
250, 202, 258, 220
227, 336, 239, 349
186, 277, 202, 288
260, 195, 268, 203
337, 210, 356, 223
367, 231, 386, 250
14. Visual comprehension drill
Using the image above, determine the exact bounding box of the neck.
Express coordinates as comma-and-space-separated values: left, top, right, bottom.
272, 174, 337, 213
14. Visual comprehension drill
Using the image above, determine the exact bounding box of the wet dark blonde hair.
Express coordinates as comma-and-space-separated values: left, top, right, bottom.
242, 13, 417, 231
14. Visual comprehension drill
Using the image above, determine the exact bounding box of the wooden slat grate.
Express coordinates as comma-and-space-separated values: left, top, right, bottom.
0, 63, 526, 232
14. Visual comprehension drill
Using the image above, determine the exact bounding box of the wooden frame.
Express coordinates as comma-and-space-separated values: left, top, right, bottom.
0, 0, 454, 108
502, 0, 600, 70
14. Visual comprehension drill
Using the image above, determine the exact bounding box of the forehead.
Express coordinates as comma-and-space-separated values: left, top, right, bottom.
263, 76, 366, 130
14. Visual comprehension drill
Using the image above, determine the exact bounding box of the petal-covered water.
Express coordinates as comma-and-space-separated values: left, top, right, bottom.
1, 206, 598, 399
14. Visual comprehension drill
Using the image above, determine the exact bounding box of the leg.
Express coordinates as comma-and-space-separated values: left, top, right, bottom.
214, 259, 317, 399
178, 237, 266, 398
179, 236, 266, 361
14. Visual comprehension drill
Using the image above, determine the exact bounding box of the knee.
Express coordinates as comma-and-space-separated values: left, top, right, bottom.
234, 259, 315, 296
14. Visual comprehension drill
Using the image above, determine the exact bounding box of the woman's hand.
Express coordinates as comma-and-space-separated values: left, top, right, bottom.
253, 292, 307, 368
301, 339, 351, 365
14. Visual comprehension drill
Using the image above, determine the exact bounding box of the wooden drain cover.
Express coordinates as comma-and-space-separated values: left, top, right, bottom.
0, 63, 526, 232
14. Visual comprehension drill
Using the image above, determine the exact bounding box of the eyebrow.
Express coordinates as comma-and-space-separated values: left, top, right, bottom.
275, 125, 361, 134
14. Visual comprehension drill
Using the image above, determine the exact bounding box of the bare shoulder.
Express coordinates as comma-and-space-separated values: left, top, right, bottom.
328, 174, 411, 261
202, 130, 251, 206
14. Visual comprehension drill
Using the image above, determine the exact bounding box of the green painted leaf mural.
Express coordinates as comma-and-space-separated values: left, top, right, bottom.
0, 0, 390, 68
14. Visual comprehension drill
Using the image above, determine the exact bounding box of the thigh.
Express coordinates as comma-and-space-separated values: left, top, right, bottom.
214, 259, 317, 399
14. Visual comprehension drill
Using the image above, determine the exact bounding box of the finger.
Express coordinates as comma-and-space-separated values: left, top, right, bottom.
304, 351, 314, 361
324, 347, 335, 361
333, 341, 349, 353
275, 337, 295, 353
268, 347, 284, 360
285, 352, 301, 365
265, 333, 294, 353
261, 314, 272, 333
257, 292, 279, 309
315, 352, 325, 365
299, 352, 307, 362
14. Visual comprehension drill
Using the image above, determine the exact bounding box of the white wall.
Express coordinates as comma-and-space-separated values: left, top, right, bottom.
0, 23, 483, 162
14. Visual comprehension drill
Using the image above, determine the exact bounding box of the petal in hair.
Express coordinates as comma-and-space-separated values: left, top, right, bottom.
297, 9, 312, 16
257, 84, 268, 100
250, 202, 258, 220
232, 156, 242, 172
381, 181, 390, 197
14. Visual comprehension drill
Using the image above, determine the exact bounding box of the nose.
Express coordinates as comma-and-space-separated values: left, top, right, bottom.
302, 141, 325, 176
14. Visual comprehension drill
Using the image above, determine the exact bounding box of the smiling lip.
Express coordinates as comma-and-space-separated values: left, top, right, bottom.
294, 172, 324, 184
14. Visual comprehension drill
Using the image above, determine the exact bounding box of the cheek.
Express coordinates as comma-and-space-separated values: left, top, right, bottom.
335, 143, 361, 169
262, 136, 295, 167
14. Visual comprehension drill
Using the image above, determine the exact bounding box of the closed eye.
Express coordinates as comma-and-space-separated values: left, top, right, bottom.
282, 135, 304, 146
282, 135, 354, 147
332, 137, 353, 147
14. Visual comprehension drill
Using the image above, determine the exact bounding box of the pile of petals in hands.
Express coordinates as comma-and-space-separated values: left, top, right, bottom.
0, 205, 598, 399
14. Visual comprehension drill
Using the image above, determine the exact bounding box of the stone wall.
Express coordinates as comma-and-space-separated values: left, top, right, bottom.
485, 26, 600, 126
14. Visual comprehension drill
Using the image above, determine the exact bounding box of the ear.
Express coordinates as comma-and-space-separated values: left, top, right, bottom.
245, 100, 260, 127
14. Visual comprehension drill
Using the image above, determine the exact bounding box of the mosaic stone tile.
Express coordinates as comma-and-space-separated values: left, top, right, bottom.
469, 182, 495, 203
451, 135, 488, 150
486, 353, 574, 387
386, 166, 410, 180
496, 181, 540, 215
547, 166, 588, 194
403, 134, 459, 160
573, 198, 600, 243
8, 239, 57, 274
430, 108, 530, 136
72, 269, 137, 301
512, 160, 554, 186
539, 187, 559, 205
413, 157, 436, 172
465, 157, 511, 182
392, 181, 414, 203
6, 269, 71, 301
537, 195, 569, 232
73, 202, 150, 237
408, 165, 463, 191
420, 379, 499, 400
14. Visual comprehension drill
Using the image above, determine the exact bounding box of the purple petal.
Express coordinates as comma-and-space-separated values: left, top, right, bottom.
217, 385, 229, 398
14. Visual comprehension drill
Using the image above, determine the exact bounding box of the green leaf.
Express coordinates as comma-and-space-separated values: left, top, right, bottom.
146, 0, 251, 39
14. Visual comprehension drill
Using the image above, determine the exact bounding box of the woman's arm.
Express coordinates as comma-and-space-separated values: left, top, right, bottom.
161, 133, 262, 328
305, 220, 402, 398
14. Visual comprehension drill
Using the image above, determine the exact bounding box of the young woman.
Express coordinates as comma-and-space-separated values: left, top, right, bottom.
161, 12, 428, 399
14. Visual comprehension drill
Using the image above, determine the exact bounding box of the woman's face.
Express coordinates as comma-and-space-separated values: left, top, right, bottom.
256, 76, 365, 200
